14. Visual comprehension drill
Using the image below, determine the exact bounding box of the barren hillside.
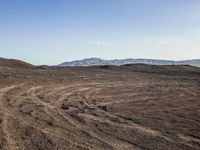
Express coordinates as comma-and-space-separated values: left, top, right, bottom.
0, 58, 33, 69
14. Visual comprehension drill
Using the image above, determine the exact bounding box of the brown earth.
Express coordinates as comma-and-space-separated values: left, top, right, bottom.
0, 60, 200, 150
0, 58, 33, 69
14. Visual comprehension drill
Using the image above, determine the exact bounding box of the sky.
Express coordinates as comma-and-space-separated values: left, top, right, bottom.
0, 0, 200, 65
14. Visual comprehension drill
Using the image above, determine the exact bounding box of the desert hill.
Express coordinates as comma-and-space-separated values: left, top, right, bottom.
0, 57, 33, 69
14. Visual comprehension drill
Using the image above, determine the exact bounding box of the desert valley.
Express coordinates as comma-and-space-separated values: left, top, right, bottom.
0, 58, 200, 150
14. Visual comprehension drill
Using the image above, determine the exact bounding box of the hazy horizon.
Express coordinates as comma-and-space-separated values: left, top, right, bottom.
1, 0, 200, 65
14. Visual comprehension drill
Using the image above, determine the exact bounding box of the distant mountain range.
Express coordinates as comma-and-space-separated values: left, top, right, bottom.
58, 58, 200, 67
1, 57, 200, 68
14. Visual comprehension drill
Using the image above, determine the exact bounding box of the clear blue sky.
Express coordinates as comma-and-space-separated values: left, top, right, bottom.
0, 0, 200, 65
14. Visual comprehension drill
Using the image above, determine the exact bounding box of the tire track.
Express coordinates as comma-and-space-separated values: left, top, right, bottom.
0, 85, 23, 150
26, 85, 139, 150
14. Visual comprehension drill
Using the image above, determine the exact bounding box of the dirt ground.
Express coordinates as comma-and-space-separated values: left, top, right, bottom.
0, 64, 200, 150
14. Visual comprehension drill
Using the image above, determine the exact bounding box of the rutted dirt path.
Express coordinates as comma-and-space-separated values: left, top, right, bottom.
0, 85, 21, 150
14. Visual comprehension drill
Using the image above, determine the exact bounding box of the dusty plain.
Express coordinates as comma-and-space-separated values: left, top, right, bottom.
0, 62, 200, 150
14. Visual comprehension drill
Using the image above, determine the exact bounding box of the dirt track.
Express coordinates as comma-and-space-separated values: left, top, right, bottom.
0, 65, 200, 150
